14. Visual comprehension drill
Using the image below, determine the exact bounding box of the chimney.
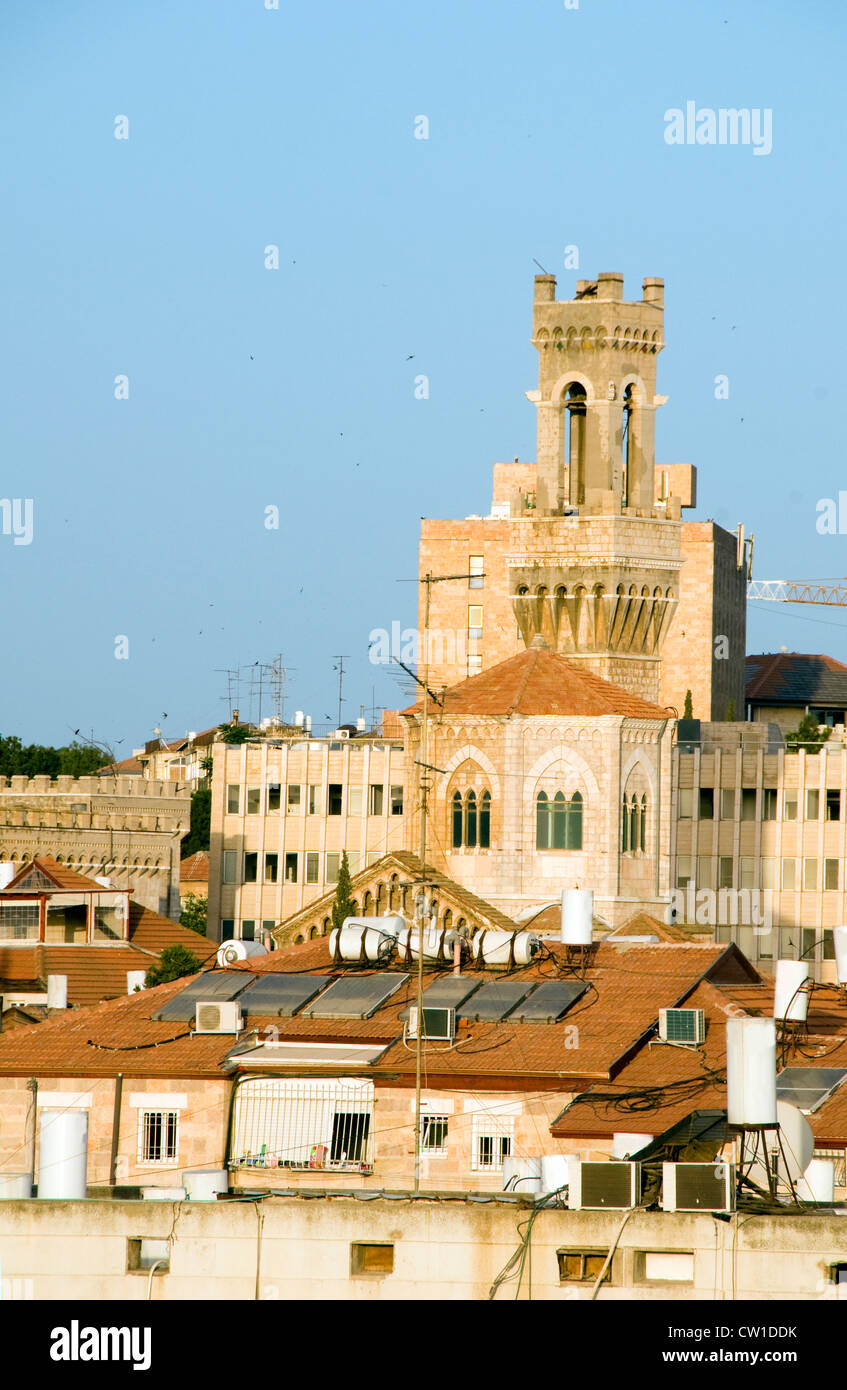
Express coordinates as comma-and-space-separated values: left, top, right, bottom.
597, 271, 624, 301
533, 273, 557, 302
642, 276, 664, 305
47, 975, 68, 1010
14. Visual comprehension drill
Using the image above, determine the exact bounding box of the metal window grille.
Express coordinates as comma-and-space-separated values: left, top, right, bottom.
0, 905, 40, 939
422, 1115, 449, 1154
138, 1110, 179, 1166
471, 1115, 513, 1172
814, 1148, 847, 1187
231, 1078, 374, 1172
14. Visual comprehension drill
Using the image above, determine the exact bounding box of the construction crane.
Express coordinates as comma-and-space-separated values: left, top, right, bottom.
747, 580, 847, 607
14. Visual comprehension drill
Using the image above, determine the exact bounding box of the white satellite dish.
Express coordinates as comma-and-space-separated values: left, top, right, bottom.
743, 1099, 814, 1194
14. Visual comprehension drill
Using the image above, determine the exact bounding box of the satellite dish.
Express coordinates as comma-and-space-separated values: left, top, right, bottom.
743, 1100, 814, 1193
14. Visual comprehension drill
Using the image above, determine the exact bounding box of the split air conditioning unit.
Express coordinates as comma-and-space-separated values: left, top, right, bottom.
407, 1006, 456, 1042
194, 1001, 243, 1034
568, 1161, 640, 1210
658, 1008, 706, 1046
662, 1162, 735, 1214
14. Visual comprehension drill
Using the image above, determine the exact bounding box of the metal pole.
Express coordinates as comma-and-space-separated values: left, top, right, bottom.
414, 575, 432, 1193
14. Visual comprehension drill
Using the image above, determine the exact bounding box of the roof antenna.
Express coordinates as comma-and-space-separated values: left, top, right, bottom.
533, 258, 550, 274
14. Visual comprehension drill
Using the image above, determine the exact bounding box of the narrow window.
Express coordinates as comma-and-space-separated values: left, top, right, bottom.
265, 853, 279, 883
468, 555, 484, 589
226, 785, 240, 814
740, 788, 757, 820
628, 795, 637, 852
806, 789, 820, 820
369, 784, 384, 816
639, 794, 647, 852
567, 791, 584, 850
285, 852, 298, 884
306, 852, 320, 884
552, 791, 567, 849
678, 789, 693, 818
452, 792, 463, 848
328, 784, 343, 815
267, 783, 281, 813
246, 787, 261, 815
287, 784, 302, 813
825, 859, 839, 891
621, 384, 634, 508
699, 788, 714, 819
565, 384, 587, 507
536, 791, 551, 849
719, 857, 733, 889
480, 791, 491, 848
762, 788, 777, 820
621, 796, 629, 851
390, 785, 404, 815
308, 784, 321, 814
465, 790, 478, 848
241, 920, 255, 941
325, 853, 340, 885
468, 605, 483, 640
721, 788, 736, 820
243, 852, 258, 884
222, 850, 237, 884
827, 789, 841, 821
804, 858, 818, 891
348, 786, 363, 816
784, 791, 798, 821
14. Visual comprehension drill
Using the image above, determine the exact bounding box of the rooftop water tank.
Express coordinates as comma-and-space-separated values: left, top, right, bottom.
329, 924, 395, 963
184, 1169, 228, 1201
834, 926, 847, 984
774, 959, 810, 1022
726, 1017, 777, 1127
0, 1173, 33, 1198
38, 1110, 88, 1199
472, 930, 539, 966
540, 1154, 573, 1196
502, 1157, 542, 1195
216, 939, 268, 966
46, 975, 68, 1010
797, 1158, 835, 1204
0, 865, 17, 889
561, 889, 593, 945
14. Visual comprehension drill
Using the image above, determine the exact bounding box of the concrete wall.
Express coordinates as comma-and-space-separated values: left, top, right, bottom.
0, 1195, 844, 1301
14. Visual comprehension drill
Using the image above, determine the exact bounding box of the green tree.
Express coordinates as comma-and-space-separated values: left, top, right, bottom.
179, 892, 208, 935
0, 734, 108, 780
181, 788, 211, 858
785, 713, 832, 754
144, 944, 201, 989
331, 850, 357, 932
683, 690, 693, 719
219, 723, 251, 744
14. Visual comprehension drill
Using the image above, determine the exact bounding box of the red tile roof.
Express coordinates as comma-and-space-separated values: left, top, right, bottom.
96, 755, 144, 774
403, 646, 669, 719
6, 857, 110, 894
180, 851, 210, 883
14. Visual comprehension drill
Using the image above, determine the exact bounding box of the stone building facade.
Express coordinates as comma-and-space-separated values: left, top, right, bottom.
0, 776, 190, 915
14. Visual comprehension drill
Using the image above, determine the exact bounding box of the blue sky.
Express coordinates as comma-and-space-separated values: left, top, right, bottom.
1, 0, 844, 750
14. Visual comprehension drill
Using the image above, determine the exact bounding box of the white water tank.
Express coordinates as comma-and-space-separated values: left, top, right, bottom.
726, 1017, 777, 1126
184, 1168, 228, 1200
540, 1154, 573, 1194
329, 923, 395, 962
378, 914, 406, 938
774, 959, 810, 1022
0, 1173, 32, 1198
37, 1110, 88, 1198
561, 889, 593, 945
0, 864, 17, 889
613, 1132, 653, 1158
216, 939, 268, 966
472, 931, 540, 966
834, 927, 847, 984
797, 1158, 836, 1203
127, 971, 146, 993
46, 975, 68, 1010
502, 1157, 542, 1195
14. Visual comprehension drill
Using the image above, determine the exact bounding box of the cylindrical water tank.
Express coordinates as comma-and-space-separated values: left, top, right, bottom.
774, 959, 810, 1022
46, 975, 68, 1010
502, 1157, 542, 1195
127, 971, 146, 994
183, 1168, 228, 1201
540, 1154, 572, 1194
472, 931, 539, 966
378, 914, 406, 938
726, 1017, 777, 1126
834, 927, 847, 984
0, 864, 17, 889
216, 939, 268, 966
797, 1158, 835, 1204
37, 1110, 88, 1199
0, 1173, 33, 1198
561, 889, 593, 945
329, 924, 394, 963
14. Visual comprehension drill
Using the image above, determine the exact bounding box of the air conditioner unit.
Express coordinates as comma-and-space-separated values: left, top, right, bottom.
658, 1008, 706, 1045
568, 1161, 640, 1210
662, 1162, 735, 1213
407, 1006, 455, 1041
194, 1001, 243, 1034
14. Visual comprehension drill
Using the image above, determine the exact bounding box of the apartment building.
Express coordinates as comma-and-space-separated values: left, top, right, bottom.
207, 734, 406, 942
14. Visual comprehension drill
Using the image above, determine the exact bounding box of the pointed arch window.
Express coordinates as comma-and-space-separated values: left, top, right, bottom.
452, 788, 492, 849
640, 793, 647, 852
480, 791, 491, 849
621, 792, 648, 854
452, 792, 463, 849
465, 791, 477, 848
537, 790, 583, 850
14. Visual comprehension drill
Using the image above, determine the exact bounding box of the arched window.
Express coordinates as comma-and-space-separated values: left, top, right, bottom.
629, 795, 637, 852
465, 791, 477, 848
565, 384, 587, 507
452, 792, 463, 848
621, 795, 629, 852
536, 790, 583, 850
622, 384, 634, 507
640, 793, 647, 852
480, 790, 491, 849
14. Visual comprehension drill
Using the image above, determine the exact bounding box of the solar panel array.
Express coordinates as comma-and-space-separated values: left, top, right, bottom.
508, 979, 588, 1023
457, 981, 536, 1022
776, 1067, 847, 1114
399, 975, 483, 1020
239, 974, 333, 1018
303, 972, 409, 1020
154, 971, 253, 1021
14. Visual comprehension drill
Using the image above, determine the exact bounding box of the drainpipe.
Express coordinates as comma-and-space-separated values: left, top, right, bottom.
25, 1078, 37, 1186
109, 1073, 123, 1187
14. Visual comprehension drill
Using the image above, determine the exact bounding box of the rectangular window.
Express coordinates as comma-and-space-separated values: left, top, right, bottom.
268, 784, 281, 813
284, 852, 298, 884
806, 788, 820, 820
784, 791, 798, 821
720, 788, 735, 820
676, 855, 693, 888
802, 927, 817, 961
351, 1243, 394, 1275
306, 852, 320, 884
221, 918, 234, 937
227, 785, 240, 814
390, 785, 404, 816
804, 858, 818, 891
0, 904, 40, 940
241, 920, 255, 941
471, 1115, 513, 1172
782, 859, 796, 891
678, 789, 693, 819
346, 852, 361, 876
826, 859, 839, 891
287, 784, 302, 813
762, 788, 777, 821
328, 784, 343, 816
699, 788, 714, 819
739, 857, 755, 890
246, 787, 261, 815
265, 853, 279, 883
827, 789, 842, 821
231, 1077, 374, 1171
222, 850, 237, 884
468, 555, 484, 589
138, 1110, 178, 1166
422, 1115, 449, 1154
557, 1251, 610, 1285
369, 784, 384, 816
243, 852, 258, 883
308, 785, 321, 815
740, 788, 757, 821
718, 857, 733, 890
348, 786, 363, 817
326, 853, 340, 885
468, 605, 483, 640
639, 1251, 694, 1284
761, 857, 776, 890
697, 856, 716, 891
467, 655, 483, 675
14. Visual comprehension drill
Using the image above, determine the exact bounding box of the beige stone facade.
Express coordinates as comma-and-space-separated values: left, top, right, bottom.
0, 777, 190, 915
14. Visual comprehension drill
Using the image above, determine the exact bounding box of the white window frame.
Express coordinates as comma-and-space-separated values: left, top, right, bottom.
137, 1109, 179, 1167
422, 1114, 449, 1155
471, 1114, 513, 1172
